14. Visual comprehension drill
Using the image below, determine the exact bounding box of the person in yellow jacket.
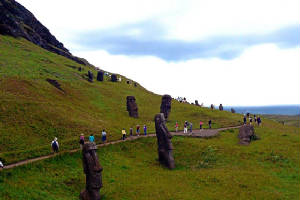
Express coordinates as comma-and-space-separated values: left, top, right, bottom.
122, 128, 126, 140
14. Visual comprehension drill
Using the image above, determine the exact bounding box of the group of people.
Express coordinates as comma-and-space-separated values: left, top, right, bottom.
122, 125, 148, 140
177, 120, 212, 134
243, 114, 262, 126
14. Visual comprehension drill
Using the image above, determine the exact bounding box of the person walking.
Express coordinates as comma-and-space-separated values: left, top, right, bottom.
254, 115, 257, 123
175, 122, 179, 132
184, 123, 188, 133
189, 123, 193, 133
199, 121, 203, 130
130, 127, 133, 136
243, 116, 247, 125
257, 116, 262, 126
143, 125, 147, 136
101, 129, 107, 143
208, 120, 212, 129
79, 134, 85, 149
89, 134, 95, 143
122, 128, 126, 140
51, 137, 59, 153
136, 125, 140, 136
249, 117, 253, 125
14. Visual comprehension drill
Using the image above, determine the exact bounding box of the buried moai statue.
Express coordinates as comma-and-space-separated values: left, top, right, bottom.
219, 104, 223, 111
80, 143, 103, 200
111, 74, 117, 82
238, 125, 259, 145
154, 113, 175, 169
126, 96, 138, 118
97, 71, 104, 82
88, 71, 94, 82
160, 95, 172, 120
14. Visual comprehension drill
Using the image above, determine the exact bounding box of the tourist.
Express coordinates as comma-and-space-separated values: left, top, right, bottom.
208, 120, 212, 129
130, 127, 133, 136
51, 137, 59, 153
89, 134, 95, 143
79, 134, 84, 149
184, 123, 188, 133
257, 116, 262, 126
101, 130, 107, 143
249, 117, 253, 125
144, 125, 147, 135
199, 121, 203, 130
254, 115, 257, 123
122, 128, 126, 140
175, 122, 179, 132
243, 116, 247, 125
0, 160, 4, 169
189, 123, 193, 133
136, 125, 140, 136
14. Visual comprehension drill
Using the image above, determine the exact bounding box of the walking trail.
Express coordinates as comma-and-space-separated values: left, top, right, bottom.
1, 126, 241, 170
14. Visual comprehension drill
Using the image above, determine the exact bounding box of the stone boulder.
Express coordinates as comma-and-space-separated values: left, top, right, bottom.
160, 95, 172, 120
238, 125, 259, 145
126, 96, 138, 118
154, 113, 175, 169
80, 143, 103, 200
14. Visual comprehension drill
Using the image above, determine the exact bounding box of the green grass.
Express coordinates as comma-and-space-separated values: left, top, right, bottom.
0, 35, 242, 164
0, 121, 299, 200
263, 114, 300, 127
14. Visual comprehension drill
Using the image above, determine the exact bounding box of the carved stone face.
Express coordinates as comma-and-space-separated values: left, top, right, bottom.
126, 96, 138, 118
160, 95, 172, 119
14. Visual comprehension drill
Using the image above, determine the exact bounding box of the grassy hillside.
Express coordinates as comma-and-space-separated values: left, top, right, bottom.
263, 114, 300, 127
0, 121, 299, 200
0, 35, 242, 164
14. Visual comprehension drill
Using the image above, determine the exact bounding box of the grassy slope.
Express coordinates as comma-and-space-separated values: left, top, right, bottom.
0, 35, 241, 164
0, 121, 299, 200
263, 114, 300, 127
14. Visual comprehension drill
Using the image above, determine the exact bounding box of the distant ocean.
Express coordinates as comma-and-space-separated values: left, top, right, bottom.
224, 105, 300, 115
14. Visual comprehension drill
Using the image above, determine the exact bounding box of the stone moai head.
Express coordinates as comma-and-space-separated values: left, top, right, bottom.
160, 95, 172, 120
97, 71, 104, 82
80, 143, 103, 200
126, 96, 138, 118
88, 71, 93, 82
111, 74, 117, 82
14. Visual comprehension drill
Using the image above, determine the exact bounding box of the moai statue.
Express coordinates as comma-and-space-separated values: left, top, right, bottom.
160, 95, 172, 120
97, 71, 104, 82
126, 96, 138, 118
78, 67, 83, 72
238, 125, 258, 145
154, 113, 175, 169
80, 143, 103, 200
88, 71, 93, 82
195, 100, 199, 106
134, 82, 137, 87
219, 104, 223, 111
111, 74, 117, 82
210, 104, 215, 110
126, 80, 130, 84
231, 108, 236, 113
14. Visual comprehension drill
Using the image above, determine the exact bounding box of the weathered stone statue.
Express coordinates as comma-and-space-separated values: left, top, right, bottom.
80, 143, 103, 200
195, 100, 199, 106
78, 67, 83, 72
111, 74, 117, 82
231, 108, 236, 113
219, 104, 223, 111
88, 71, 93, 82
154, 113, 175, 169
210, 104, 215, 110
238, 125, 259, 145
160, 95, 172, 120
97, 71, 104, 82
126, 96, 138, 118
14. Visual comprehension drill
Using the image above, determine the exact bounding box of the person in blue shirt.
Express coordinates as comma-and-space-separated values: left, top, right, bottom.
89, 134, 95, 143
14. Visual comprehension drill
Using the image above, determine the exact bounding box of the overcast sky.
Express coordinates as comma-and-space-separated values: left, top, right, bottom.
18, 0, 300, 106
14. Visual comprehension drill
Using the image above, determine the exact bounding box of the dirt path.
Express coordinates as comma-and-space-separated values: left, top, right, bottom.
1, 126, 241, 170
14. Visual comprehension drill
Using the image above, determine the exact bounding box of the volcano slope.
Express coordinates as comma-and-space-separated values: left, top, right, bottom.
0, 35, 242, 164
